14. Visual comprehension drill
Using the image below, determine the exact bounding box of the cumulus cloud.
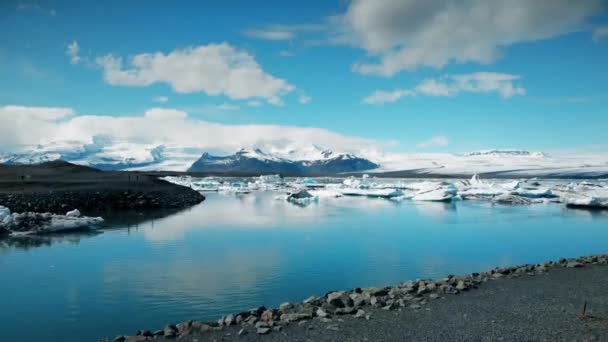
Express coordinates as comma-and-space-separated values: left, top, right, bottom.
0, 105, 375, 156
336, 0, 604, 76
362, 89, 415, 105
417, 136, 449, 148
0, 105, 74, 146
363, 72, 525, 104
95, 43, 295, 105
66, 41, 81, 65
593, 25, 608, 42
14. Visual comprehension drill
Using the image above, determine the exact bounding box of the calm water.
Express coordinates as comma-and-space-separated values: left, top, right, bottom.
1, 192, 608, 341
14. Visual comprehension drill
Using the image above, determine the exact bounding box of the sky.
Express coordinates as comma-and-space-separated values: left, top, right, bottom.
1, 0, 608, 156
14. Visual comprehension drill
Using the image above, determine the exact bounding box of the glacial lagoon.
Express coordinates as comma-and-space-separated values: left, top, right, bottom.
1, 186, 608, 341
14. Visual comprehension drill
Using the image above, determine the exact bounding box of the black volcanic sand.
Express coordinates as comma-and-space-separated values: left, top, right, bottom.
149, 266, 608, 342
0, 161, 204, 215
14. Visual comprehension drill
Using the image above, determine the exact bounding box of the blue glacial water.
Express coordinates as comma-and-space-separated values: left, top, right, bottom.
1, 192, 607, 341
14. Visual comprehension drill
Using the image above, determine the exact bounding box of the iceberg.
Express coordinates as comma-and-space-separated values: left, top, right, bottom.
0, 207, 103, 236
286, 189, 319, 205
340, 188, 404, 198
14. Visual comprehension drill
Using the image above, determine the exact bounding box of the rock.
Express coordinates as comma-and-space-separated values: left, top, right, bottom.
355, 309, 366, 318
429, 293, 440, 299
273, 326, 283, 332
279, 302, 294, 312
238, 328, 247, 336
261, 309, 275, 322
566, 261, 584, 268
124, 336, 147, 342
303, 295, 324, 306
163, 325, 177, 337
335, 306, 357, 315
281, 312, 312, 322
224, 314, 235, 326
256, 327, 271, 335
326, 324, 340, 331
456, 280, 467, 291
327, 291, 353, 308
439, 284, 459, 295
191, 321, 211, 332
112, 336, 125, 342
409, 304, 421, 310
316, 308, 330, 318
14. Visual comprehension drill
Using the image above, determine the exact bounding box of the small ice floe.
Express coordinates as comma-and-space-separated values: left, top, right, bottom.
561, 183, 608, 209
0, 206, 103, 236
510, 187, 554, 199
565, 196, 608, 209
296, 177, 325, 189
342, 176, 370, 189
455, 175, 521, 201
405, 181, 458, 202
191, 177, 221, 192
492, 194, 542, 205
340, 188, 404, 199
218, 181, 252, 195
286, 189, 319, 206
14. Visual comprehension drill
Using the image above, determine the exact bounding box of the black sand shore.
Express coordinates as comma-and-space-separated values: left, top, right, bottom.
0, 161, 204, 215
109, 256, 608, 342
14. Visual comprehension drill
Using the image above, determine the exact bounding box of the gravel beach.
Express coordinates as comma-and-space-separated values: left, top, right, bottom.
110, 257, 608, 342
0, 161, 204, 215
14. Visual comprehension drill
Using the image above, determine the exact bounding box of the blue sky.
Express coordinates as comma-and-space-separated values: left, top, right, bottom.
1, 0, 608, 154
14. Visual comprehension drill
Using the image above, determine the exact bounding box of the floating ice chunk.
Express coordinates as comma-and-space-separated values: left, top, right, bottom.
0, 206, 10, 223
66, 209, 81, 217
258, 174, 282, 183
340, 188, 404, 198
565, 196, 608, 209
511, 188, 554, 198
412, 183, 458, 202
1, 210, 103, 236
309, 189, 343, 198
492, 194, 541, 205
286, 189, 318, 205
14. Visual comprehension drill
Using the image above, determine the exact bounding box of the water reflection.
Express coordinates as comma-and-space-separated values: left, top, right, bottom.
0, 231, 102, 252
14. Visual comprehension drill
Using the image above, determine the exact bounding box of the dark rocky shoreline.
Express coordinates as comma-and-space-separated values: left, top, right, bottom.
0, 161, 205, 216
103, 254, 608, 342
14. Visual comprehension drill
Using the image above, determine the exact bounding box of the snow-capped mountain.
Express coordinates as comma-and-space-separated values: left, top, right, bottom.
1, 139, 607, 178
187, 148, 379, 175
0, 137, 183, 171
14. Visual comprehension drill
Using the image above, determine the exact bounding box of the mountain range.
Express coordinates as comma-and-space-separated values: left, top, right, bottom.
1, 139, 608, 178
187, 148, 378, 175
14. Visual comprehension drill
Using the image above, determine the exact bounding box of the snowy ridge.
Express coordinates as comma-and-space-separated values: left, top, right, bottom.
1, 139, 607, 177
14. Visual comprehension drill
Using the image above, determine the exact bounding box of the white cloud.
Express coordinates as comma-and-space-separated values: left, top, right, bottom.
0, 105, 374, 155
243, 24, 323, 41
298, 94, 311, 104
593, 25, 608, 42
279, 51, 296, 57
362, 89, 414, 105
363, 72, 525, 104
153, 96, 168, 103
417, 136, 449, 148
66, 41, 81, 65
336, 0, 604, 76
95, 43, 295, 105
0, 105, 74, 146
